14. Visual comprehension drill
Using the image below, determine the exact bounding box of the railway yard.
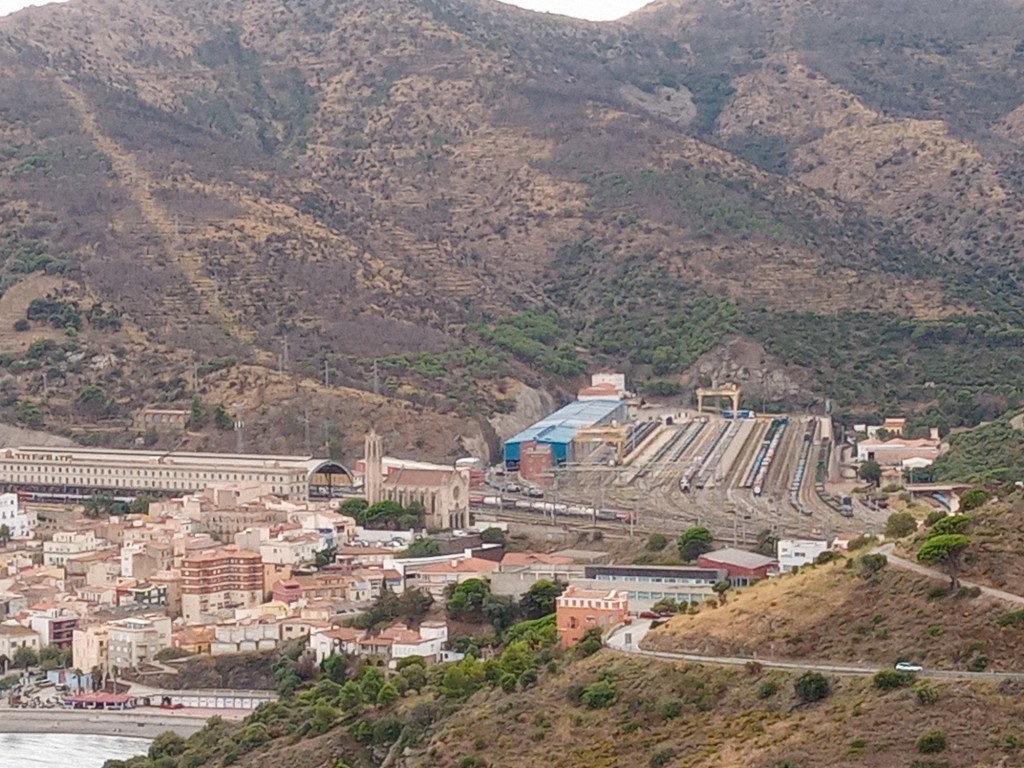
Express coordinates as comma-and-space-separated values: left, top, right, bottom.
479, 413, 889, 545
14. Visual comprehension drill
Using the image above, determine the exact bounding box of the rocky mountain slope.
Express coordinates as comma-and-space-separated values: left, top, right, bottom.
2, 0, 1024, 457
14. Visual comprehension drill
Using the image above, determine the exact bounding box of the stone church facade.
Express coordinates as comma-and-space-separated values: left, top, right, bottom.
363, 431, 471, 530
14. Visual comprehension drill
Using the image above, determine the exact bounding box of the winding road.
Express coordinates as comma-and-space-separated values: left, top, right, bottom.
608, 547, 1024, 681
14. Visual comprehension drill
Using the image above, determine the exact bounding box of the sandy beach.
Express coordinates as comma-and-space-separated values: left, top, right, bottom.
0, 707, 223, 738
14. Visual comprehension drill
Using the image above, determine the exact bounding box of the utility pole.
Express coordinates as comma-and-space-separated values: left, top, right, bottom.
323, 420, 332, 453
323, 360, 330, 389
301, 407, 311, 456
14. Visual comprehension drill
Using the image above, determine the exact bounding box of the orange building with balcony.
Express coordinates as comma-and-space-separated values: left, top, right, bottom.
181, 545, 263, 624
555, 586, 629, 647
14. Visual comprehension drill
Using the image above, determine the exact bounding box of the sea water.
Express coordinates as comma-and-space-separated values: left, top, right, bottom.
0, 732, 149, 767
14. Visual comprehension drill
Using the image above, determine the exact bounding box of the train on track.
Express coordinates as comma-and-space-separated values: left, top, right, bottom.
469, 495, 635, 523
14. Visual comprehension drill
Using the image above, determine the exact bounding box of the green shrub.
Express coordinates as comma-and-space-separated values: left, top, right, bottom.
916, 729, 948, 754
959, 488, 991, 511
872, 669, 915, 690
968, 654, 989, 672
885, 511, 918, 538
815, 550, 841, 565
794, 671, 830, 703
859, 553, 887, 577
758, 680, 779, 699
650, 749, 674, 768
915, 684, 939, 705
998, 610, 1024, 627
581, 679, 617, 709
646, 533, 668, 551
658, 698, 683, 719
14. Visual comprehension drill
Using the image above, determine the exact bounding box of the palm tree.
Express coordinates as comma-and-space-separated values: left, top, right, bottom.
72, 668, 84, 694
0, 524, 11, 548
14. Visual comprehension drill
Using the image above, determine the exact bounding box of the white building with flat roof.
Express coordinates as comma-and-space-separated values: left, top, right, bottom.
777, 539, 830, 573
0, 493, 36, 539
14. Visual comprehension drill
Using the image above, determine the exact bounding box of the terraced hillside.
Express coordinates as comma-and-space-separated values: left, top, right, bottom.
2, 0, 1024, 456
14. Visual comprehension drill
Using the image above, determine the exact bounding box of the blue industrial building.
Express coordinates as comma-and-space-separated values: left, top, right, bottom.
503, 399, 626, 469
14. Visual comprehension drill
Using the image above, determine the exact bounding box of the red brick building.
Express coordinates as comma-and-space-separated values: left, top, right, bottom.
555, 586, 629, 647
697, 548, 777, 586
518, 442, 554, 487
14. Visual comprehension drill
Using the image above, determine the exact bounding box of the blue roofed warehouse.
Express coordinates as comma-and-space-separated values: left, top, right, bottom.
503, 399, 626, 470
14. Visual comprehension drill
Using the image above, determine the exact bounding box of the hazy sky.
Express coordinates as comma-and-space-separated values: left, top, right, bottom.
0, 0, 654, 21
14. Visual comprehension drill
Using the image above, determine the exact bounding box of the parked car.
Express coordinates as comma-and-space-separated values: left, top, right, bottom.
525, 487, 544, 498
505, 482, 522, 494
894, 662, 923, 673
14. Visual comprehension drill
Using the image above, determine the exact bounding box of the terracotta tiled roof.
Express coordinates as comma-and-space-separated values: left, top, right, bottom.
383, 468, 453, 488
417, 557, 499, 575
500, 552, 574, 567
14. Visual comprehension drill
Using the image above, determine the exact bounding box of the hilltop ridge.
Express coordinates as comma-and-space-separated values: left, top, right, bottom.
1, 0, 1024, 454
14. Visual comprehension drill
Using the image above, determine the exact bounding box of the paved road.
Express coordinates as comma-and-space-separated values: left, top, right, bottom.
608, 602, 1024, 682
874, 543, 1024, 606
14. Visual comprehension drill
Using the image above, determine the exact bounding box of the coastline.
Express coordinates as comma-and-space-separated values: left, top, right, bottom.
0, 708, 218, 738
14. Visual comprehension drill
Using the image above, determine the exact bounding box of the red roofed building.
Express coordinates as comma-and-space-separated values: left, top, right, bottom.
697, 548, 777, 586
500, 552, 574, 568
412, 557, 499, 599
577, 382, 623, 401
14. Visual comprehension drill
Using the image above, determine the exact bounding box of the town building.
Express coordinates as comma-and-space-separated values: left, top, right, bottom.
136, 408, 189, 432
0, 493, 37, 539
44, 528, 108, 567
72, 624, 109, 674
856, 436, 942, 467
181, 545, 264, 624
777, 539, 830, 573
503, 398, 627, 471
107, 615, 172, 670
569, 564, 726, 611
0, 622, 41, 666
310, 621, 450, 667
210, 618, 282, 656
698, 549, 777, 586
363, 431, 471, 530
410, 556, 500, 599
0, 446, 352, 502
235, 527, 322, 567
555, 586, 629, 647
28, 603, 80, 649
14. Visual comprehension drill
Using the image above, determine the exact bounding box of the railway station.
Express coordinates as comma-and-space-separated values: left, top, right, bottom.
492, 381, 864, 542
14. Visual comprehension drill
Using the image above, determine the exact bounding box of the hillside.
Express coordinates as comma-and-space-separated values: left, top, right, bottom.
3, 0, 1024, 455
929, 416, 1024, 483
106, 651, 1024, 768
643, 550, 1024, 672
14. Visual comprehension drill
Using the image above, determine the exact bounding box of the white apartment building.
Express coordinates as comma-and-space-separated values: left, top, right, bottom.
210, 619, 282, 656
107, 615, 172, 670
777, 539, 830, 573
391, 621, 448, 664
0, 493, 36, 539
44, 530, 106, 567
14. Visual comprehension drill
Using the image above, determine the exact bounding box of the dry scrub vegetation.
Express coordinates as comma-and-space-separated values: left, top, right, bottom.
403, 652, 1024, 768
642, 554, 1024, 672
1, 0, 1024, 449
